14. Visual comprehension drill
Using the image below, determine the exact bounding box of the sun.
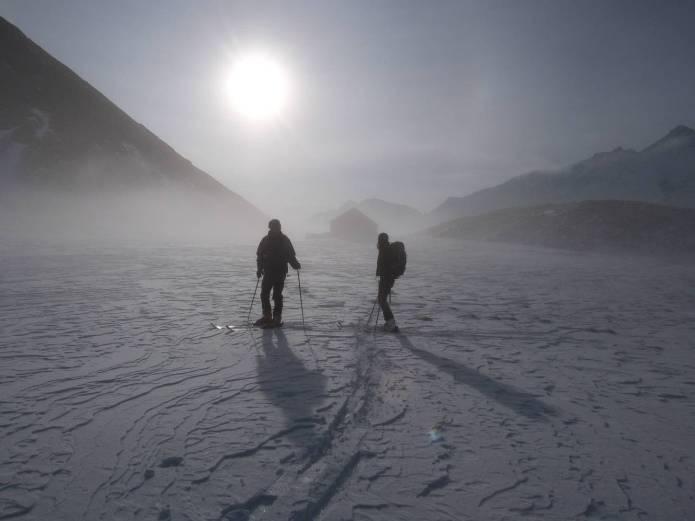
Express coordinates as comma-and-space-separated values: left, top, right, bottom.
225, 51, 291, 123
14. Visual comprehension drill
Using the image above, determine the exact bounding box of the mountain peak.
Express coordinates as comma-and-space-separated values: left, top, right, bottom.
643, 125, 695, 152
665, 125, 695, 139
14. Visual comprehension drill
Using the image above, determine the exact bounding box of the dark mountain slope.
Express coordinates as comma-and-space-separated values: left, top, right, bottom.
0, 16, 264, 239
429, 126, 695, 224
428, 200, 695, 255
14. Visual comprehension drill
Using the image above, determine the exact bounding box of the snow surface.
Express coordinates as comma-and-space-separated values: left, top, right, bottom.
1, 238, 694, 520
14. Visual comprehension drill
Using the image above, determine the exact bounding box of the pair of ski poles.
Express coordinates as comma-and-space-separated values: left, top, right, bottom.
246, 271, 306, 331
247, 273, 383, 331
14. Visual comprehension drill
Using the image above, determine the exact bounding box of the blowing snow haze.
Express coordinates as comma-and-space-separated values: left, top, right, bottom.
2, 0, 695, 231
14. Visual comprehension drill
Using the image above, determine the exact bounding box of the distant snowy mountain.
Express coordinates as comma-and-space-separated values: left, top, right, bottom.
311, 198, 424, 234
429, 126, 695, 224
428, 200, 695, 254
0, 16, 264, 240
329, 207, 378, 242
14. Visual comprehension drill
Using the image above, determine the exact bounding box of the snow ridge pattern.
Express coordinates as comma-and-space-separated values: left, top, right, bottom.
1, 239, 694, 520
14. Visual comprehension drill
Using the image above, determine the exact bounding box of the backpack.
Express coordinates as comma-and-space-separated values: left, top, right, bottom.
390, 241, 407, 278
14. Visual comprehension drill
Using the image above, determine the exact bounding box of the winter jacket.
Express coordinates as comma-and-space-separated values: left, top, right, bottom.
376, 244, 395, 278
257, 232, 300, 275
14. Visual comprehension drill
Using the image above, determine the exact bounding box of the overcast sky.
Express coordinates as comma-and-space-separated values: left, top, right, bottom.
3, 0, 695, 215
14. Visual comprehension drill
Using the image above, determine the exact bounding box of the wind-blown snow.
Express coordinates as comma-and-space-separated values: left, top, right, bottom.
0, 239, 693, 520
0, 128, 25, 183
30, 109, 50, 139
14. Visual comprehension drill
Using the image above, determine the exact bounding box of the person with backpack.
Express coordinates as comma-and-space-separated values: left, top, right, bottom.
255, 219, 301, 328
376, 232, 406, 332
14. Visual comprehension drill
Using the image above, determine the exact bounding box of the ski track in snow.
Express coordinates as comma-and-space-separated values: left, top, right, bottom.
1, 239, 694, 520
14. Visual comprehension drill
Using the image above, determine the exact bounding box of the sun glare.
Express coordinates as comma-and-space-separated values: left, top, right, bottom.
225, 51, 291, 123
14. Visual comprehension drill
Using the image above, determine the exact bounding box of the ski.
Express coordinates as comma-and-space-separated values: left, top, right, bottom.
260, 321, 283, 329
227, 324, 254, 331
210, 322, 254, 331
211, 321, 308, 331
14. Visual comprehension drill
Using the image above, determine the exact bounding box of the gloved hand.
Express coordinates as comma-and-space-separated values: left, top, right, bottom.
296, 262, 302, 270
256, 270, 263, 279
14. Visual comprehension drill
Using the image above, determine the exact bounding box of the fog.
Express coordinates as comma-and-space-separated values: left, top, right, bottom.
0, 188, 268, 247
0, 176, 434, 247
4, 0, 695, 216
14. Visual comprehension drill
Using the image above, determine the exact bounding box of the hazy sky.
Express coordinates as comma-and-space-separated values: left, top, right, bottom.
3, 0, 695, 215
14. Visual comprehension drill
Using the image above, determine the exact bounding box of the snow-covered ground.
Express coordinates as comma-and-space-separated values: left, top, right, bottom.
1, 238, 694, 520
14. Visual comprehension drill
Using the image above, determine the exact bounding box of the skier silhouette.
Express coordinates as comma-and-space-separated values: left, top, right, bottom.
254, 219, 301, 327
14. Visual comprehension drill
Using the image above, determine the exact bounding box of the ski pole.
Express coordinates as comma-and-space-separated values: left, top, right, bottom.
297, 270, 306, 332
296, 270, 319, 370
246, 276, 261, 325
366, 277, 379, 326
367, 298, 378, 325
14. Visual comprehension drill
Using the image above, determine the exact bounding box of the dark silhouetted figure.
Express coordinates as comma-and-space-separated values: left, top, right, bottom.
255, 219, 301, 327
376, 232, 398, 332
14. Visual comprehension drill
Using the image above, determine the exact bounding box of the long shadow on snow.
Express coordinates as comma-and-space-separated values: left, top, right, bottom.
256, 327, 328, 448
397, 334, 555, 420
